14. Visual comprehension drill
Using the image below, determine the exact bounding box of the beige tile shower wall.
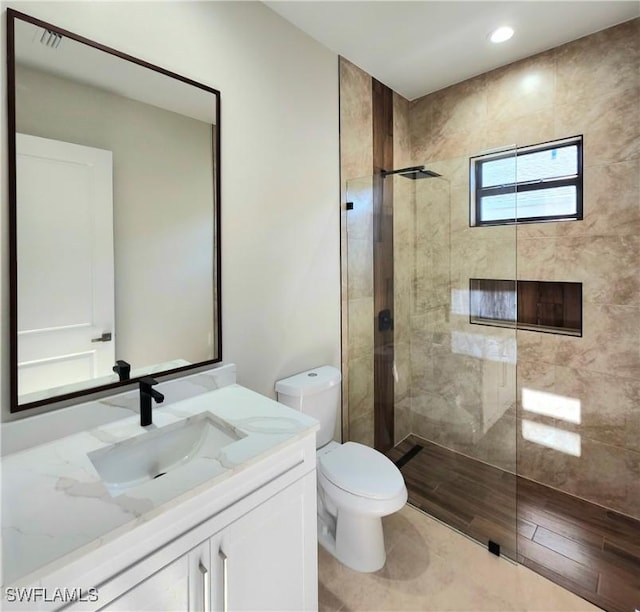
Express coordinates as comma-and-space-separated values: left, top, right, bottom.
408, 19, 639, 517
393, 92, 414, 444
339, 58, 374, 445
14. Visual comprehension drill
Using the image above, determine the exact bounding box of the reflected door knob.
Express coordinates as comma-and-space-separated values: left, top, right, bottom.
91, 332, 112, 342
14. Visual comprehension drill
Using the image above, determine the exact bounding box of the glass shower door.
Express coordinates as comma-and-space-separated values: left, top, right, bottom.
404, 155, 518, 560
344, 175, 376, 448
345, 160, 519, 562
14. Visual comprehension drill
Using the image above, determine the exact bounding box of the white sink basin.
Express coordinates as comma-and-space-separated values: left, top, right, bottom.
88, 412, 244, 496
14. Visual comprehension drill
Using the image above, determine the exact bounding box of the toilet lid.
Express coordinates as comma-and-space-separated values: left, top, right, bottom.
319, 442, 405, 500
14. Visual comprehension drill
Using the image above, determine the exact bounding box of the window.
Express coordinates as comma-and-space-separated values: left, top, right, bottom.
470, 136, 583, 226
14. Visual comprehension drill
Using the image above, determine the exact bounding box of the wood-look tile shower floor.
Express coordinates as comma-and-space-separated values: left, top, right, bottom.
386, 435, 640, 612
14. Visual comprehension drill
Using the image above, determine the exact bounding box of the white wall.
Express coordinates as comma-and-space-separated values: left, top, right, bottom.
0, 1, 340, 420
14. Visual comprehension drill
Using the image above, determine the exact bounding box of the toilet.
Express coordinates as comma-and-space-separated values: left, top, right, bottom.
275, 366, 407, 573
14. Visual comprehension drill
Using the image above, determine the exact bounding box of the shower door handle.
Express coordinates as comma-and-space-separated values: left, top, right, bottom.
378, 309, 394, 332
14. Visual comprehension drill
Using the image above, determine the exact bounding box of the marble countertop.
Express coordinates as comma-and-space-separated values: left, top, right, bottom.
2, 383, 318, 587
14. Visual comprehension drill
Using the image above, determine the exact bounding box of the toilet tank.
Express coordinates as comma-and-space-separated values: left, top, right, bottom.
275, 366, 341, 448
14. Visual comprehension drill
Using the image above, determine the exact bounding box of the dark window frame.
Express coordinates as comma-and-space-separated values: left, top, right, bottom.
469, 136, 583, 227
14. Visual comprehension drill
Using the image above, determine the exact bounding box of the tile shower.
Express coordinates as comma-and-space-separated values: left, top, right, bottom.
340, 17, 639, 611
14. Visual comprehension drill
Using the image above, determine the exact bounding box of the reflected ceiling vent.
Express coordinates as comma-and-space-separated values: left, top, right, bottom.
40, 29, 63, 49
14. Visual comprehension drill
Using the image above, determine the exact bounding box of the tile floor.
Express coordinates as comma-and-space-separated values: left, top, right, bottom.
318, 504, 601, 611
388, 435, 640, 612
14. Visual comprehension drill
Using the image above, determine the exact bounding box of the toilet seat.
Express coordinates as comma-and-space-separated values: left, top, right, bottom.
319, 442, 405, 500
317, 467, 407, 518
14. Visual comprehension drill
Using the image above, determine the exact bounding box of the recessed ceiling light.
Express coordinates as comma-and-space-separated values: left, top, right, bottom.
489, 26, 514, 44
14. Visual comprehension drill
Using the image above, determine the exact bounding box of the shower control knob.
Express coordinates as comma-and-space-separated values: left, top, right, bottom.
378, 309, 394, 332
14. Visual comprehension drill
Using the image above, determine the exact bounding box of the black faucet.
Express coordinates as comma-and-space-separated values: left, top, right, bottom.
139, 376, 164, 426
112, 360, 131, 381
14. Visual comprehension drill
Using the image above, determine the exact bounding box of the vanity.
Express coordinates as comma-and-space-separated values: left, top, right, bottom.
2, 365, 320, 610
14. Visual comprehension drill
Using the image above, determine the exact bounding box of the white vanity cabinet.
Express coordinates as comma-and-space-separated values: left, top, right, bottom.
59, 452, 317, 612
2, 379, 320, 612
98, 474, 315, 612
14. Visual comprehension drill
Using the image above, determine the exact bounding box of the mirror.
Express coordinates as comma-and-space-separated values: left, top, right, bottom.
7, 9, 222, 412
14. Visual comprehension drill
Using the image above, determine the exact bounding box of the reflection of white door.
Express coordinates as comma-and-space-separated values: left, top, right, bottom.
17, 133, 115, 400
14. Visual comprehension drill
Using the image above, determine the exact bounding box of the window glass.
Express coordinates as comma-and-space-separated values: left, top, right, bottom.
480, 186, 577, 222
515, 146, 578, 184
480, 193, 516, 222
481, 157, 516, 188
515, 186, 577, 219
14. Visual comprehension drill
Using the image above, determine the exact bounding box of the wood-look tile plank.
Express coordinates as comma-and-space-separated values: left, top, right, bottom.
399, 451, 459, 482
544, 496, 639, 544
519, 537, 599, 592
445, 473, 516, 508
431, 456, 508, 490
533, 527, 603, 567
386, 448, 405, 462
435, 479, 516, 528
517, 517, 537, 540
517, 478, 556, 502
406, 488, 473, 534
405, 475, 467, 513
517, 506, 606, 551
599, 544, 640, 588
521, 557, 620, 612
597, 572, 640, 612
389, 439, 410, 451
400, 473, 441, 495
520, 477, 640, 545
400, 461, 455, 492
603, 537, 640, 569
603, 513, 640, 558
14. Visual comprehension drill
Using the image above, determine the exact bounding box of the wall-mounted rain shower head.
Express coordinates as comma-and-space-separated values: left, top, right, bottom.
381, 165, 442, 180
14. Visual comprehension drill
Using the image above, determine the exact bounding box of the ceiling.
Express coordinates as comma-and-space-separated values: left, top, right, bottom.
14, 16, 216, 124
265, 1, 640, 100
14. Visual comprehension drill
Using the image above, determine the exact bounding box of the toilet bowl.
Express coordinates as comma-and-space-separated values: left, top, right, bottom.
275, 366, 407, 573
316, 441, 407, 572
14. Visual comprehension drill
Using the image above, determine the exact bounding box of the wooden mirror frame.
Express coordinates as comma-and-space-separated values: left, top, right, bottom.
7, 8, 222, 413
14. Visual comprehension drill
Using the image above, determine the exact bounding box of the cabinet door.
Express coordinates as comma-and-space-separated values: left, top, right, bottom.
101, 554, 189, 612
101, 541, 210, 612
213, 474, 317, 612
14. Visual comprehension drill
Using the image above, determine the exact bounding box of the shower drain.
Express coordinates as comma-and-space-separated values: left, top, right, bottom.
394, 444, 423, 469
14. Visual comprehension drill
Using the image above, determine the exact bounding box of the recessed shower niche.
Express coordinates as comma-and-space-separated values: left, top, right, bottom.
469, 279, 582, 336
